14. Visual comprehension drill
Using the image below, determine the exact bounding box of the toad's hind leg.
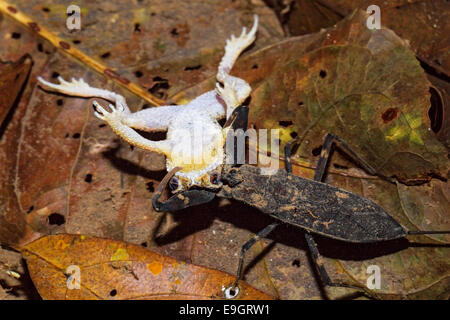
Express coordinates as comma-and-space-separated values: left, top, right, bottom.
38, 75, 186, 132
37, 76, 176, 156
216, 15, 258, 119
217, 15, 258, 80
38, 76, 131, 113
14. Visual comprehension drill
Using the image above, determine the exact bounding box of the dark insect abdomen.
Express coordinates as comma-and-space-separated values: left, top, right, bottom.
219, 165, 406, 243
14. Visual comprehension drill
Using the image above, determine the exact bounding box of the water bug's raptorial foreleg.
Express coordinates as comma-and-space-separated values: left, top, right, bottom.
152, 167, 216, 212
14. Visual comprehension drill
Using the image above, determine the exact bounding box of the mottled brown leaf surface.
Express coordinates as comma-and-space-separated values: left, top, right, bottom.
266, 1, 450, 78
0, 55, 31, 244
315, 1, 449, 76
0, 14, 56, 245
22, 234, 274, 300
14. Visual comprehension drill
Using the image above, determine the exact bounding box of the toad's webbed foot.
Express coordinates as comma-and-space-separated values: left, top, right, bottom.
215, 80, 240, 109
92, 100, 126, 125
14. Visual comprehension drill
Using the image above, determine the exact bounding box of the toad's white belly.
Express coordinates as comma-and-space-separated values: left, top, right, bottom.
165, 96, 226, 189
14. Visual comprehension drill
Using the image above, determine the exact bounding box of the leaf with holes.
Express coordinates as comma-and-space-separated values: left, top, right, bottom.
237, 10, 447, 185
0, 54, 32, 244
268, 1, 450, 79
22, 234, 275, 300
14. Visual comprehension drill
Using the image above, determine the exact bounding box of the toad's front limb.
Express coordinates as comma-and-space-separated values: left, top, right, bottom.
92, 101, 173, 155
37, 76, 184, 133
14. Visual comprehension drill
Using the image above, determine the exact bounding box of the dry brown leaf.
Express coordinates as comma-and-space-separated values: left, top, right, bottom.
0, 55, 32, 244
0, 16, 54, 245
316, 1, 450, 76
22, 234, 275, 300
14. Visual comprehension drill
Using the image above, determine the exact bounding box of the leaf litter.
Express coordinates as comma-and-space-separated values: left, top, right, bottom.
0, 1, 448, 299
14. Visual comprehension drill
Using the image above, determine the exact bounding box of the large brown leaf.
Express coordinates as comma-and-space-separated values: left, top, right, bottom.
266, 1, 450, 78
0, 54, 31, 244
313, 1, 450, 76
22, 234, 274, 299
